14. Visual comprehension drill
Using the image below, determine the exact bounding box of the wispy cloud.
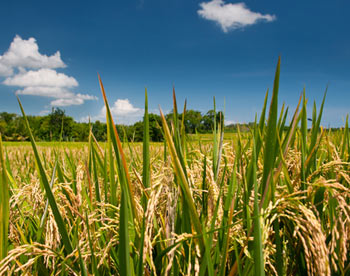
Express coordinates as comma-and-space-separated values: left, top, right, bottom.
0, 35, 97, 106
50, 94, 98, 107
198, 0, 276, 32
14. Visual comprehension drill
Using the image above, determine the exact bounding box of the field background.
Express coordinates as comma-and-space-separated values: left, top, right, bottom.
1, 61, 350, 276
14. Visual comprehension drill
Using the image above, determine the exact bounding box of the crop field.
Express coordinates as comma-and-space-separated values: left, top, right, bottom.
1, 59, 350, 275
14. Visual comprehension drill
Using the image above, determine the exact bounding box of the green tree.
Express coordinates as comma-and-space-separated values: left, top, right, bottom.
183, 110, 202, 134
149, 113, 163, 142
48, 108, 65, 140
92, 121, 107, 141
199, 110, 223, 133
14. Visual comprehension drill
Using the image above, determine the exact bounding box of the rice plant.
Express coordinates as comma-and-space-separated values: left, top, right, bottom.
1, 57, 350, 275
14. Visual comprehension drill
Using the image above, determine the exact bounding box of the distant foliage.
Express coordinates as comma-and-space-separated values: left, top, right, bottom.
0, 108, 240, 142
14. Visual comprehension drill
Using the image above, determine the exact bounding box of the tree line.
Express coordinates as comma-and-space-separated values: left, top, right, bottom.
0, 108, 253, 142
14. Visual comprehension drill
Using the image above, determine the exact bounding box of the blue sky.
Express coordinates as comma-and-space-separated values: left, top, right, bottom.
0, 0, 349, 126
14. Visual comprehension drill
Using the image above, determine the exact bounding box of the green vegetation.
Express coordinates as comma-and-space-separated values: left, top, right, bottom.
1, 58, 350, 275
0, 106, 228, 143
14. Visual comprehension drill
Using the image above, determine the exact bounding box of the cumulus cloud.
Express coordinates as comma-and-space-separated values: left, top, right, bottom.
3, 68, 78, 87
81, 99, 144, 125
104, 99, 142, 116
0, 35, 97, 107
0, 35, 65, 76
198, 0, 276, 32
0, 61, 13, 76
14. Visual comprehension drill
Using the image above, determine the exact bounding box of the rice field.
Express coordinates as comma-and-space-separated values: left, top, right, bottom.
1, 59, 350, 275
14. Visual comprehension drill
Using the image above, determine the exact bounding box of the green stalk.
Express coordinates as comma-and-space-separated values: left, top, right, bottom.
107, 110, 117, 207
92, 145, 101, 203
0, 134, 9, 261
261, 57, 280, 209
252, 139, 265, 276
98, 75, 136, 275
159, 107, 214, 275
213, 97, 218, 177
142, 88, 150, 205
341, 115, 349, 159
300, 90, 308, 190
17, 97, 73, 255
78, 244, 88, 276
307, 89, 327, 174
85, 212, 99, 276
256, 89, 269, 157
37, 160, 58, 241
218, 163, 237, 276
200, 156, 208, 223
160, 107, 203, 240
138, 88, 150, 276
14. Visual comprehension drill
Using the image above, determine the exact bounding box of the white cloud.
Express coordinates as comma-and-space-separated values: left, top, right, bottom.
14, 86, 97, 106
76, 93, 99, 101
81, 99, 144, 125
102, 99, 144, 124
0, 60, 13, 76
15, 86, 74, 98
0, 35, 65, 76
3, 68, 78, 87
0, 35, 97, 107
198, 0, 276, 32
225, 120, 236, 125
105, 99, 142, 116
50, 97, 84, 107
50, 94, 97, 107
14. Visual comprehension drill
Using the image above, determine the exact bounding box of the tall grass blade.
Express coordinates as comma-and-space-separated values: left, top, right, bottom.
300, 90, 308, 191
261, 56, 280, 208
17, 97, 73, 255
256, 89, 269, 156
341, 115, 349, 159
219, 163, 237, 276
307, 89, 327, 174
98, 75, 135, 275
78, 244, 88, 276
37, 160, 58, 241
159, 107, 214, 275
0, 134, 9, 261
91, 145, 101, 203
213, 97, 218, 178
99, 74, 138, 220
160, 107, 202, 239
138, 88, 150, 276
252, 139, 265, 276
142, 88, 150, 205
85, 212, 99, 276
